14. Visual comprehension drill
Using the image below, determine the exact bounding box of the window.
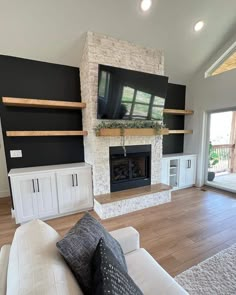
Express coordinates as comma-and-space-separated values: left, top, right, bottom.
205, 42, 236, 78
121, 86, 165, 120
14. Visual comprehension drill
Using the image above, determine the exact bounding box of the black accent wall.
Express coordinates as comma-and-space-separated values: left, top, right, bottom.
163, 83, 186, 154
0, 55, 84, 174
0, 55, 186, 193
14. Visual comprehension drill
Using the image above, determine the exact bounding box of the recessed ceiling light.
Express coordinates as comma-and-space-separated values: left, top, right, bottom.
140, 0, 152, 12
194, 21, 204, 32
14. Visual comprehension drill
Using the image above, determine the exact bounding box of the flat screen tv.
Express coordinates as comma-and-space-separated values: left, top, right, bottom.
97, 64, 169, 120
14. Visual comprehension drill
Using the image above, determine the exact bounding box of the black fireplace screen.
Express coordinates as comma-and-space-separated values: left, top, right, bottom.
110, 145, 151, 192
111, 157, 146, 182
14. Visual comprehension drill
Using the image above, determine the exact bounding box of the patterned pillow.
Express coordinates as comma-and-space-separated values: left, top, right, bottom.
56, 213, 127, 294
92, 238, 143, 295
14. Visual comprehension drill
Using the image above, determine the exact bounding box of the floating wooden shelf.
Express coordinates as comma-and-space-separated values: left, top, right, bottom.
163, 109, 194, 115
2, 97, 86, 110
6, 131, 88, 137
97, 128, 169, 137
168, 130, 193, 134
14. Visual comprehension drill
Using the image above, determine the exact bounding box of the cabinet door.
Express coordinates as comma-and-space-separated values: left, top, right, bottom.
74, 168, 93, 210
11, 176, 38, 223
179, 156, 196, 188
161, 158, 169, 185
179, 158, 187, 188
57, 168, 93, 214
36, 173, 58, 218
185, 156, 196, 186
57, 170, 76, 214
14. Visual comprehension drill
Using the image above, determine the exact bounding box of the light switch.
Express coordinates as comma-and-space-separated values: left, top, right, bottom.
10, 150, 22, 158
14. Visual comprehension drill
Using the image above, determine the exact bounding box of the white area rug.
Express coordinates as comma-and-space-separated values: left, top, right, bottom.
175, 243, 236, 295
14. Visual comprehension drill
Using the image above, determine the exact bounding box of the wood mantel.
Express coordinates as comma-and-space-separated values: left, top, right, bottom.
96, 128, 169, 137
96, 128, 193, 136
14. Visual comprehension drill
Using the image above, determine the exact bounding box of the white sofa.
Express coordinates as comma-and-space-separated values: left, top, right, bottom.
0, 220, 188, 295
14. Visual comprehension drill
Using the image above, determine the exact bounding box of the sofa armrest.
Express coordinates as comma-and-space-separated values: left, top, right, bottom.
0, 245, 11, 295
110, 227, 140, 255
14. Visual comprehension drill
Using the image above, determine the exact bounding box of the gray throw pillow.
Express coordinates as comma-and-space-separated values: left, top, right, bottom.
56, 213, 127, 295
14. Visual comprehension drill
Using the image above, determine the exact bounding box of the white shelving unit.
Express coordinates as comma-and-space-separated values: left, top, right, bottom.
169, 159, 179, 189
161, 154, 197, 190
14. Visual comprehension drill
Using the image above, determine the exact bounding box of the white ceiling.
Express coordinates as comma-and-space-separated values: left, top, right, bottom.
0, 0, 235, 84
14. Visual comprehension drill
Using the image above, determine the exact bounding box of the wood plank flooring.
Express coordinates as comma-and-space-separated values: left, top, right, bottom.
0, 187, 236, 277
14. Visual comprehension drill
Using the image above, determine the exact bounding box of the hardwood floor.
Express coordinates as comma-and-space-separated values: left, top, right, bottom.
0, 187, 236, 276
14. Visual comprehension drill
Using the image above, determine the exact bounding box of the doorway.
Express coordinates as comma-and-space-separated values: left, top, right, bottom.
206, 110, 236, 193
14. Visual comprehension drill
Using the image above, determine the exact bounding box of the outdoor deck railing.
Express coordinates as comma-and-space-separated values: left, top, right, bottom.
211, 144, 235, 173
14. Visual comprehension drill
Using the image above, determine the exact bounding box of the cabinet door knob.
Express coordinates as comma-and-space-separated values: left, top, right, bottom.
72, 174, 74, 187
187, 160, 190, 168
37, 179, 40, 192
75, 174, 78, 187
32, 179, 35, 193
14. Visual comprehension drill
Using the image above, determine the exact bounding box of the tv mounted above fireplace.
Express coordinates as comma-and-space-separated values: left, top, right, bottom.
97, 64, 169, 120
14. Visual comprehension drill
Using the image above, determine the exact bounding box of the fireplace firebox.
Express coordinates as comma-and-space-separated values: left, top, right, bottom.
110, 145, 151, 192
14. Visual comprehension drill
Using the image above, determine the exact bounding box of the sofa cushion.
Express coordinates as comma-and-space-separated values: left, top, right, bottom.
56, 212, 127, 294
126, 248, 188, 295
0, 245, 11, 295
92, 238, 143, 295
7, 219, 83, 295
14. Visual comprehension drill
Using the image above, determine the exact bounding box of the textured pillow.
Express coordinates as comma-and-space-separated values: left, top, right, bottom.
56, 213, 127, 294
92, 238, 143, 295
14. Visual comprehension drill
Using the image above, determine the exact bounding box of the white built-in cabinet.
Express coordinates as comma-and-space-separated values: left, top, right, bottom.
9, 163, 93, 224
57, 168, 93, 214
161, 154, 197, 190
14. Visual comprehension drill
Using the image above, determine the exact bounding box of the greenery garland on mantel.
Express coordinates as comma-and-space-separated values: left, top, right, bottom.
95, 120, 164, 136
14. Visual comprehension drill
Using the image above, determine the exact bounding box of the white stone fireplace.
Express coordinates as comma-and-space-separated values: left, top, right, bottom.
80, 32, 171, 218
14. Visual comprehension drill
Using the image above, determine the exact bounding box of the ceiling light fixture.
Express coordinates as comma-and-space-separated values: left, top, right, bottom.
140, 0, 152, 12
194, 21, 204, 32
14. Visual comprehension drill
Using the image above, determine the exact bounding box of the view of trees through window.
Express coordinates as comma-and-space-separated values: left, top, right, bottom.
121, 86, 164, 120
98, 70, 165, 120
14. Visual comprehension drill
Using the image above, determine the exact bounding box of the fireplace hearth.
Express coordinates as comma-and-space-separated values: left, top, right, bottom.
110, 145, 151, 192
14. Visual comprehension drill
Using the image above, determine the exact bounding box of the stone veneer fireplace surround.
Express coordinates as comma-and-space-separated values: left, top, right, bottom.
79, 32, 171, 218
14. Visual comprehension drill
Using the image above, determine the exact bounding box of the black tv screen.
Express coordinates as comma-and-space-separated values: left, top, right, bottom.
97, 64, 169, 120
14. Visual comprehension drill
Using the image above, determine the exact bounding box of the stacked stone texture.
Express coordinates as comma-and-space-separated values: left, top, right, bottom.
80, 32, 164, 196
94, 191, 171, 219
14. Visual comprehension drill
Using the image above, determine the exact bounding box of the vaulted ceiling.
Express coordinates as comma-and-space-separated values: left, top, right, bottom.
0, 0, 236, 84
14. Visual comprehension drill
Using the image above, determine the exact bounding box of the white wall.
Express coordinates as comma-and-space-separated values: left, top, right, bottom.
185, 34, 236, 187
0, 119, 9, 197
